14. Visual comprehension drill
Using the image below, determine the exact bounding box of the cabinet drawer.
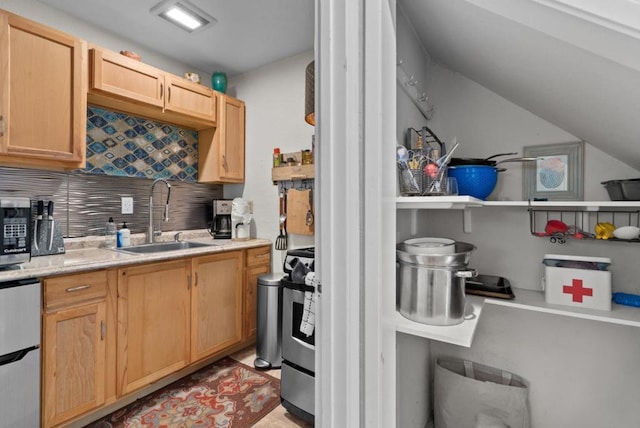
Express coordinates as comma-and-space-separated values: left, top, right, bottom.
246, 246, 271, 267
44, 270, 107, 310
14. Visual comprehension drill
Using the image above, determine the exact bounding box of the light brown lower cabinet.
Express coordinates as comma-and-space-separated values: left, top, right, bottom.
42, 270, 109, 428
190, 251, 244, 362
244, 246, 272, 339
42, 247, 269, 427
116, 259, 191, 396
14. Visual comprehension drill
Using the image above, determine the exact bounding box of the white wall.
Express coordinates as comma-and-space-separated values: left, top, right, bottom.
396, 3, 640, 427
225, 51, 315, 272
426, 62, 640, 201
1, 0, 211, 82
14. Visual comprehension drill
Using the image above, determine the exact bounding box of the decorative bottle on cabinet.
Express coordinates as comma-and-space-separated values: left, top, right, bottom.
211, 72, 228, 93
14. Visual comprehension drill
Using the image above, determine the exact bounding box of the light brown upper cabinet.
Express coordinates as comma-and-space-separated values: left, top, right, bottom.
0, 10, 87, 170
89, 46, 216, 130
198, 93, 246, 183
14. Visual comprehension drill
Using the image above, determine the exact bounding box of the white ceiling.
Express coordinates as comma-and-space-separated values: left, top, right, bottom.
37, 0, 314, 76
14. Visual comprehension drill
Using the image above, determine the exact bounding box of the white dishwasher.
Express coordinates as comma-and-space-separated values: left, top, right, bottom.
0, 278, 41, 428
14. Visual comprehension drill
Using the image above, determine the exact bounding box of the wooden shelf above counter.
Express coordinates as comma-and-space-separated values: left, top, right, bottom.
272, 164, 315, 182
271, 150, 314, 182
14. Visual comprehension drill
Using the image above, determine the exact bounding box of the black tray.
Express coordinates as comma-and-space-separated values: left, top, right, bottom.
465, 274, 515, 299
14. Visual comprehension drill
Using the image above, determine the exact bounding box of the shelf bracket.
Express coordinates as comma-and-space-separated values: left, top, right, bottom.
463, 209, 472, 233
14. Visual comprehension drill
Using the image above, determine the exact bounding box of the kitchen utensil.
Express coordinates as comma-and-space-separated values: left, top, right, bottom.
396, 242, 477, 326
436, 141, 459, 168
465, 274, 515, 299
398, 145, 422, 195
494, 157, 537, 165
283, 192, 289, 246
449, 152, 519, 166
396, 242, 476, 268
447, 165, 499, 200
306, 188, 314, 226
275, 193, 287, 250
402, 237, 455, 255
34, 200, 43, 251
47, 201, 54, 251
445, 177, 459, 196
601, 178, 640, 201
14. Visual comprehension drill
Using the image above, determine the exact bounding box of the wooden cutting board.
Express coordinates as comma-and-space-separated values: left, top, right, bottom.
286, 188, 314, 235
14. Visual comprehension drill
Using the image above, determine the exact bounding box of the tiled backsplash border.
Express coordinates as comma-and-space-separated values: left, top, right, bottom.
0, 166, 222, 238
85, 106, 199, 182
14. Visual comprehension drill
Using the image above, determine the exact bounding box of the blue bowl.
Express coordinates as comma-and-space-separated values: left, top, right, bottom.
448, 165, 498, 200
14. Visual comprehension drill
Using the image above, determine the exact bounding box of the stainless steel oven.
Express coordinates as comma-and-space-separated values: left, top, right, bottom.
280, 247, 316, 424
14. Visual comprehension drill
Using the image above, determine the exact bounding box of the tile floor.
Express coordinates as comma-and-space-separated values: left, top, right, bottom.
230, 346, 313, 427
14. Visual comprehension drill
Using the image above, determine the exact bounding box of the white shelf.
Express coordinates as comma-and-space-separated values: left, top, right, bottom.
396, 195, 484, 209
395, 295, 484, 347
486, 288, 640, 328
397, 197, 640, 211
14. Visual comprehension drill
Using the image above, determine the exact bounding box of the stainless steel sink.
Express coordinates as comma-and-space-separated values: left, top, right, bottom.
116, 241, 215, 254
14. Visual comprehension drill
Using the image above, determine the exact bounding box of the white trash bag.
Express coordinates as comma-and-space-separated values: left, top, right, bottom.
434, 357, 530, 428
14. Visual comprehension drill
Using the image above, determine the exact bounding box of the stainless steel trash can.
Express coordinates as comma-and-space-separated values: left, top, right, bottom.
254, 272, 284, 369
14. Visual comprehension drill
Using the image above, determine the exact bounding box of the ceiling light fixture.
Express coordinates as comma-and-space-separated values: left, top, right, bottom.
151, 0, 217, 33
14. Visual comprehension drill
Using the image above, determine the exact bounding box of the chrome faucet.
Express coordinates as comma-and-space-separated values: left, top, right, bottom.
148, 178, 171, 243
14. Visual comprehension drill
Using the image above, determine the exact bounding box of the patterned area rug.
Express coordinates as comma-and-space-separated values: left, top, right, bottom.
87, 357, 280, 428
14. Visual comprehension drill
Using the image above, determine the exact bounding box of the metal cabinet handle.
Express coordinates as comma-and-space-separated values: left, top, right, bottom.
66, 284, 91, 292
160, 83, 163, 99
0, 115, 4, 137
222, 154, 228, 171
168, 87, 171, 103
100, 320, 105, 341
194, 272, 198, 287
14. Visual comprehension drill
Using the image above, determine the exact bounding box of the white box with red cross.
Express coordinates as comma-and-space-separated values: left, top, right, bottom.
542, 254, 612, 311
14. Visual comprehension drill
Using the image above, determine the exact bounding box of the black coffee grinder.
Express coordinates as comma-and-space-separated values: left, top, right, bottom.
211, 199, 233, 239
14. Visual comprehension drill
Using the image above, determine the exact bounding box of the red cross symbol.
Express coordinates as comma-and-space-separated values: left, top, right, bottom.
563, 278, 593, 302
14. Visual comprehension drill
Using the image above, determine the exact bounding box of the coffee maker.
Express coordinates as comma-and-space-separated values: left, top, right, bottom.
211, 199, 233, 239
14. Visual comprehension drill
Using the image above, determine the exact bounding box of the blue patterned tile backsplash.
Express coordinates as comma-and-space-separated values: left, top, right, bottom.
84, 106, 198, 182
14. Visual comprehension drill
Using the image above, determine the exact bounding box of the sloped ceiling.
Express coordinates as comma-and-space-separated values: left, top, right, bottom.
399, 0, 640, 170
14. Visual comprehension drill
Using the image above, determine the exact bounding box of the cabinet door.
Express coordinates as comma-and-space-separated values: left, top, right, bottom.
191, 251, 244, 362
89, 47, 164, 108
0, 12, 86, 168
42, 303, 106, 428
245, 263, 270, 339
198, 94, 245, 183
164, 74, 216, 125
117, 260, 190, 395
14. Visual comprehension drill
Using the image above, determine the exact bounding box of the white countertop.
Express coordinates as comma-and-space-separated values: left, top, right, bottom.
0, 230, 271, 281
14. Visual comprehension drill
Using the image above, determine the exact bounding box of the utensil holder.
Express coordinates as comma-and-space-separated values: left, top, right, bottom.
423, 168, 448, 196
398, 165, 423, 196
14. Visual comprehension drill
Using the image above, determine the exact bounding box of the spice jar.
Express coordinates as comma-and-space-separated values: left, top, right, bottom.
301, 149, 313, 165
273, 148, 281, 167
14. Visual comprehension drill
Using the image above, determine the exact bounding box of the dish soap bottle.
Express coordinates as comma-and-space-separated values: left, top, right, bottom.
105, 217, 117, 249
117, 222, 131, 247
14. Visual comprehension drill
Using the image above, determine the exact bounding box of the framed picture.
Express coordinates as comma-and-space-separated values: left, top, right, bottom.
523, 141, 584, 201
